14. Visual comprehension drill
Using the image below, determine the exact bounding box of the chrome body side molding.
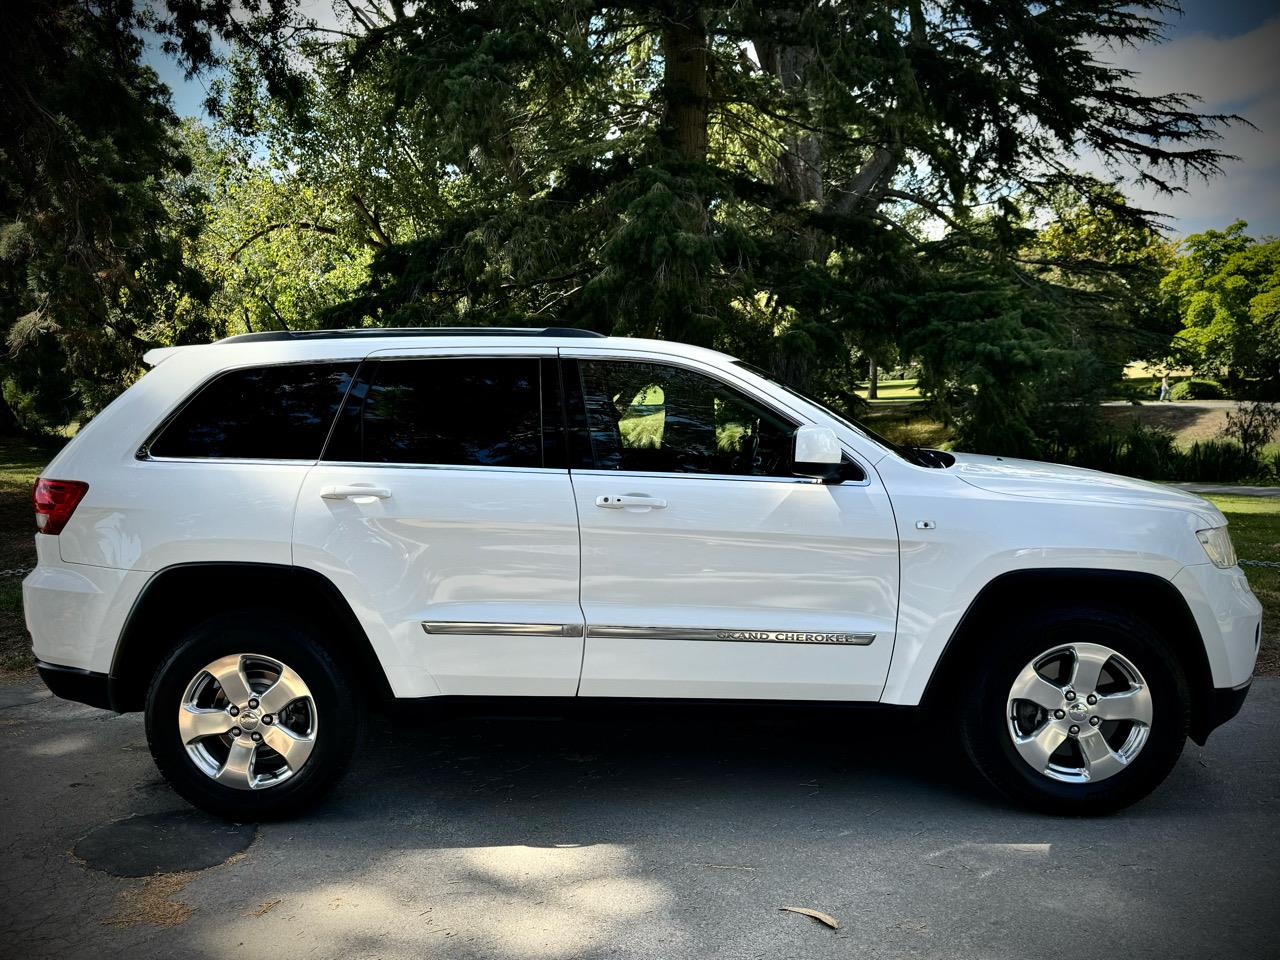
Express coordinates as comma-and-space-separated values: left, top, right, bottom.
420, 622, 876, 646
587, 625, 876, 646
422, 622, 584, 638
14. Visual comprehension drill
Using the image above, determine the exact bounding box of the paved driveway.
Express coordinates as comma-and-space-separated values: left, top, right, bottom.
1, 678, 1277, 960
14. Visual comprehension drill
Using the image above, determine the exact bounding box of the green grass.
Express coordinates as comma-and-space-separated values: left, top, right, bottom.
861, 406, 952, 449
854, 377, 922, 401
1203, 495, 1279, 677
0, 435, 65, 674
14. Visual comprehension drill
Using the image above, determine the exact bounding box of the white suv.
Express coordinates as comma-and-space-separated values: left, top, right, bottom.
24, 328, 1261, 818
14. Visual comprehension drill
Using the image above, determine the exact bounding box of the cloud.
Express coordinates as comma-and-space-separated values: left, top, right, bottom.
1092, 16, 1280, 236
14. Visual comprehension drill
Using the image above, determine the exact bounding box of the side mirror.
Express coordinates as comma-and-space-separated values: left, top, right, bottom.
793, 426, 845, 482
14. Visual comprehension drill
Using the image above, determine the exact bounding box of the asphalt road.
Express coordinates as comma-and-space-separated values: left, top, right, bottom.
2, 677, 1278, 960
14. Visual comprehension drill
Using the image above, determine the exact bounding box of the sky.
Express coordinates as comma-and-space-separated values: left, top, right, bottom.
143, 0, 1280, 238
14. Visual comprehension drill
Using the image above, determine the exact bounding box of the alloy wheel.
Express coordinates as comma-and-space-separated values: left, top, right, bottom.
178, 653, 318, 790
1006, 641, 1153, 784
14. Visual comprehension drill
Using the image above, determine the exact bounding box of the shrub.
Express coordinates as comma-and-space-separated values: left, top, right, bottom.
1168, 378, 1226, 400
1063, 424, 1178, 480
1220, 401, 1280, 458
1179, 440, 1263, 482
1058, 425, 1264, 482
1119, 423, 1181, 479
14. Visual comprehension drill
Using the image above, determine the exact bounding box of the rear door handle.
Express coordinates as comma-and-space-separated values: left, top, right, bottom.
595, 495, 667, 510
320, 484, 393, 501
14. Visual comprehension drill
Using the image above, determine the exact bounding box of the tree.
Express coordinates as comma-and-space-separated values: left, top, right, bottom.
14, 0, 1244, 444
176, 119, 375, 337
0, 0, 210, 431
1162, 222, 1280, 390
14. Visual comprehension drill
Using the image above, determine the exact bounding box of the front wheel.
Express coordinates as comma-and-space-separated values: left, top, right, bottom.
959, 607, 1189, 815
145, 611, 361, 820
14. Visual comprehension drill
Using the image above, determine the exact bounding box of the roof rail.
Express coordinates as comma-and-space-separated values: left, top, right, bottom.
217, 326, 607, 344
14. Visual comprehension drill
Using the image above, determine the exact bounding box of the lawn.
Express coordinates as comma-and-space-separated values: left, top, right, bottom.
1204, 495, 1279, 677
854, 377, 923, 401
0, 435, 65, 673
0, 437, 1273, 680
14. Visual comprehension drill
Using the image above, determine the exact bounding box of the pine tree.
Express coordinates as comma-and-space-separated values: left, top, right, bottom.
154, 0, 1243, 445
0, 0, 213, 430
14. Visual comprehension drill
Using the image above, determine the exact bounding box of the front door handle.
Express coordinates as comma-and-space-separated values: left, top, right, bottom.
320, 484, 393, 501
595, 495, 667, 510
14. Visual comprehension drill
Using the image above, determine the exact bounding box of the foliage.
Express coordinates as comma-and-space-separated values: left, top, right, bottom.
1064, 423, 1266, 483
146, 0, 1241, 451
1220, 402, 1280, 459
1168, 378, 1227, 400
1162, 222, 1280, 386
0, 0, 211, 431
176, 120, 375, 337
1179, 439, 1266, 483
0, 1, 1255, 448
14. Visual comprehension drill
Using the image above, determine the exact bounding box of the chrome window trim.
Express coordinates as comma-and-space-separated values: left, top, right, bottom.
136, 456, 569, 475
568, 468, 848, 486
320, 461, 567, 475
137, 456, 319, 466
586, 625, 876, 645
422, 622, 584, 638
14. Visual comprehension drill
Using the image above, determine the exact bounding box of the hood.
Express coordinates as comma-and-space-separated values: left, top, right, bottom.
948, 452, 1225, 526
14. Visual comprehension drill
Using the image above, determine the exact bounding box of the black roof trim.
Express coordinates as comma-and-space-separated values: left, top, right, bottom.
218, 326, 606, 344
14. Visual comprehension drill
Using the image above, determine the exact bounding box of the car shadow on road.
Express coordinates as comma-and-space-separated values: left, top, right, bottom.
299, 700, 1011, 838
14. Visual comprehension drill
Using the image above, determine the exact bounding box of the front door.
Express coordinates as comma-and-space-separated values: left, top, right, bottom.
564, 354, 900, 701
293, 349, 584, 698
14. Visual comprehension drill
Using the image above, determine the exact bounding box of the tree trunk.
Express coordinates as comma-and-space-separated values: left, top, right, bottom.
868, 359, 879, 400
660, 8, 709, 163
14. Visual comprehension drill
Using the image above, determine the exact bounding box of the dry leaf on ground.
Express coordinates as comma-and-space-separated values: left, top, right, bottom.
780, 906, 840, 930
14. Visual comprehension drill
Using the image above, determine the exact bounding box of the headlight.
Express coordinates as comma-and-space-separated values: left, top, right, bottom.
1196, 526, 1238, 568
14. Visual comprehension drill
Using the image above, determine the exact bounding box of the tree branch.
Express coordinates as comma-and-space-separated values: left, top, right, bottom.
229, 222, 338, 261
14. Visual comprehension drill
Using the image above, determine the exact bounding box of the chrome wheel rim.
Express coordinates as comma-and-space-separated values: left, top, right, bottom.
1006, 641, 1153, 784
179, 653, 318, 791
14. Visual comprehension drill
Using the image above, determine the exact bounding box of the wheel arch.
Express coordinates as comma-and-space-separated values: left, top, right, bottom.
109, 562, 393, 712
919, 568, 1217, 744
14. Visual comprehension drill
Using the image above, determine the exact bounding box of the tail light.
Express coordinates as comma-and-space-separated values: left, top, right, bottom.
33, 478, 89, 535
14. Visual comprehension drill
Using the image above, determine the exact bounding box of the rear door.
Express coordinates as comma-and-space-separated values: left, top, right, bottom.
292, 348, 584, 698
563, 353, 900, 702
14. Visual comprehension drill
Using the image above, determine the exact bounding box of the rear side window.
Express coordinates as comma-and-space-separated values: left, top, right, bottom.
147, 363, 357, 460
324, 357, 546, 468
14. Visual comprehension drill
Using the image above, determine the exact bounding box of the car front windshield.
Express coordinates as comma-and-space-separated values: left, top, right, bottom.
729, 360, 924, 464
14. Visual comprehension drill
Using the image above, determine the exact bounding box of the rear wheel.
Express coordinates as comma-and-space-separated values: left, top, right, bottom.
960, 607, 1189, 814
145, 611, 360, 820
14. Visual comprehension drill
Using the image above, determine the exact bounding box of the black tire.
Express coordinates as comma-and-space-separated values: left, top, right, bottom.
145, 609, 361, 821
959, 605, 1189, 815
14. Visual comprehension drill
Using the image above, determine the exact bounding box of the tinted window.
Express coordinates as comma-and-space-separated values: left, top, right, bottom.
148, 363, 356, 460
577, 360, 796, 476
326, 358, 545, 467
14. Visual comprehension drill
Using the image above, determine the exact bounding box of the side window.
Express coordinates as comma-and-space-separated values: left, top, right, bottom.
325, 357, 546, 468
577, 360, 796, 476
147, 363, 357, 460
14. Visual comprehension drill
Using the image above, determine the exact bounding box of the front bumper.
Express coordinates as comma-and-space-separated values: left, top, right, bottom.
35, 660, 114, 711
1172, 563, 1262, 689
1192, 678, 1252, 745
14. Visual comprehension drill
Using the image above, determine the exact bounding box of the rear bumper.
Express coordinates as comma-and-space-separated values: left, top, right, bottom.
35, 660, 114, 711
23, 550, 149, 675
